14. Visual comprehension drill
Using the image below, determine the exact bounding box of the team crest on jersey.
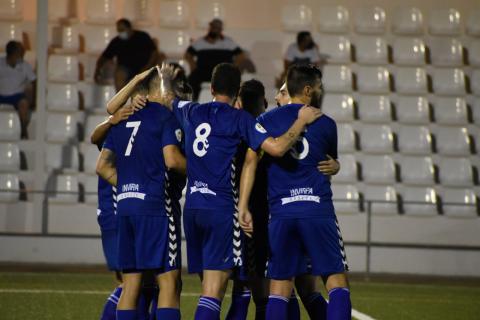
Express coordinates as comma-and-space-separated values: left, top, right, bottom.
175, 129, 182, 142
255, 123, 267, 134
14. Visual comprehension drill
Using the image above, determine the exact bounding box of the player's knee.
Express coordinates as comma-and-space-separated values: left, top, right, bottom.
325, 273, 349, 292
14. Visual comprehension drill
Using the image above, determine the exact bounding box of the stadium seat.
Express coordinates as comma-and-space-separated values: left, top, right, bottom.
435, 127, 471, 156
0, 143, 20, 172
159, 1, 189, 28
122, 0, 151, 25
85, 0, 116, 24
358, 95, 392, 123
355, 36, 388, 65
281, 4, 312, 31
471, 70, 480, 96
84, 115, 108, 142
333, 154, 358, 183
331, 184, 360, 214
46, 83, 79, 112
439, 158, 474, 187
81, 83, 116, 111
198, 87, 212, 104
474, 100, 480, 126
50, 174, 79, 203
84, 25, 116, 54
0, 0, 22, 20
396, 96, 430, 124
400, 156, 436, 186
82, 144, 100, 174
48, 0, 77, 22
397, 125, 433, 155
0, 173, 19, 202
429, 38, 464, 67
58, 25, 80, 53
392, 38, 427, 66
0, 112, 21, 141
0, 22, 23, 48
360, 125, 394, 154
155, 30, 190, 57
196, 1, 225, 28
321, 94, 355, 122
402, 187, 438, 216
48, 55, 79, 82
354, 6, 386, 34
395, 67, 428, 94
470, 42, 480, 67
429, 9, 462, 35
84, 175, 98, 204
391, 7, 424, 35
466, 10, 480, 36
364, 185, 399, 215
0, 104, 15, 112
362, 155, 396, 184
45, 144, 80, 171
357, 67, 390, 94
318, 6, 350, 33
322, 65, 353, 92
46, 113, 78, 143
432, 68, 466, 95
337, 124, 356, 153
442, 188, 478, 217
316, 35, 352, 63
434, 97, 468, 125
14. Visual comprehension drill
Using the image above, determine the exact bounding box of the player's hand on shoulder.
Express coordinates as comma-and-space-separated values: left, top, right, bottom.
298, 105, 322, 125
109, 105, 134, 125
317, 154, 340, 176
131, 94, 147, 111
239, 207, 254, 237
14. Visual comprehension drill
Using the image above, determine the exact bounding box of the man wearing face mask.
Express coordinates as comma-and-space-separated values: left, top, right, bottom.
0, 41, 36, 139
95, 18, 158, 92
184, 19, 245, 101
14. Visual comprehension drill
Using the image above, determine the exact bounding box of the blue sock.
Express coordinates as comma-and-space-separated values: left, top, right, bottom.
156, 308, 181, 320
254, 298, 268, 320
226, 290, 251, 320
137, 293, 149, 320
101, 286, 122, 320
265, 295, 289, 320
287, 291, 300, 320
117, 309, 137, 320
327, 288, 352, 320
304, 292, 328, 320
195, 296, 221, 320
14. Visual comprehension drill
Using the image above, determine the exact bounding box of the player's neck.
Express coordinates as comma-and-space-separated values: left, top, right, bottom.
213, 95, 232, 105
290, 97, 310, 105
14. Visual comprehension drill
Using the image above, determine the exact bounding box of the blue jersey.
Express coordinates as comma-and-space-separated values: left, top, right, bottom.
103, 102, 182, 216
97, 177, 117, 230
173, 98, 269, 210
257, 104, 337, 219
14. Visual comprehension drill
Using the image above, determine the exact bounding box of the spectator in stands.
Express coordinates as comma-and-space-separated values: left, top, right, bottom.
94, 18, 159, 91
184, 18, 247, 100
0, 41, 35, 139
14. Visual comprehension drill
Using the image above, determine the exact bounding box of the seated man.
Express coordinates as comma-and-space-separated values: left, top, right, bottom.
0, 41, 36, 139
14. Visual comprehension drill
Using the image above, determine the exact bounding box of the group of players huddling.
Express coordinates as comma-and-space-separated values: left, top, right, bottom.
91, 61, 352, 320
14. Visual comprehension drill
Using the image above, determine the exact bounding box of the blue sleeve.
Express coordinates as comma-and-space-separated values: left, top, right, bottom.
329, 120, 338, 160
102, 130, 115, 152
172, 97, 193, 129
161, 114, 182, 148
238, 110, 269, 151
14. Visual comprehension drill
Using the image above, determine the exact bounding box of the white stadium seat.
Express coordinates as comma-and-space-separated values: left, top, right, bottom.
316, 35, 352, 63
281, 4, 312, 31
393, 38, 426, 66
358, 95, 391, 123
50, 174, 79, 203
364, 185, 399, 215
466, 10, 480, 36
391, 7, 424, 35
322, 65, 353, 92
471, 70, 480, 96
155, 30, 190, 57
360, 125, 394, 154
46, 83, 79, 112
159, 1, 189, 28
362, 155, 396, 184
318, 6, 350, 33
396, 96, 430, 124
470, 42, 480, 67
0, 0, 22, 20
355, 36, 388, 65
196, 1, 225, 28
83, 144, 100, 174
0, 112, 21, 141
439, 158, 473, 187
357, 67, 390, 94
442, 188, 478, 217
354, 6, 386, 34
333, 154, 358, 183
429, 9, 462, 36
45, 144, 79, 171
321, 94, 355, 122
434, 97, 468, 125
331, 184, 360, 214
395, 67, 428, 94
198, 87, 211, 104
337, 124, 356, 153
0, 173, 19, 202
400, 156, 435, 186
48, 0, 76, 22
59, 26, 80, 52
46, 113, 78, 143
85, 0, 116, 24
397, 126, 433, 155
474, 100, 480, 126
0, 143, 20, 172
429, 38, 464, 67
48, 55, 79, 82
84, 175, 98, 204
0, 22, 22, 49
81, 83, 116, 111
84, 115, 108, 142
433, 68, 466, 95
435, 127, 471, 156
403, 187, 438, 216
122, 0, 151, 24
0, 104, 15, 111
84, 25, 116, 54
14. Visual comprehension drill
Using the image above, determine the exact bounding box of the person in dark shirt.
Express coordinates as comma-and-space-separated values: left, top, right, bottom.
94, 18, 158, 91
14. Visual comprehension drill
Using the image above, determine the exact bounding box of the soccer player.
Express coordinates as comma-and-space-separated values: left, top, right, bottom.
96, 67, 186, 320
239, 64, 351, 320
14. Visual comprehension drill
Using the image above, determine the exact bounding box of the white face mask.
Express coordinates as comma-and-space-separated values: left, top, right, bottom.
118, 31, 129, 40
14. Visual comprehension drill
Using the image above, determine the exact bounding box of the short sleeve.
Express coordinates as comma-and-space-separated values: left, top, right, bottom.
172, 97, 194, 129
102, 130, 115, 152
284, 44, 296, 61
309, 47, 321, 64
24, 62, 36, 82
237, 110, 269, 151
101, 38, 119, 59
162, 115, 182, 148
328, 119, 338, 159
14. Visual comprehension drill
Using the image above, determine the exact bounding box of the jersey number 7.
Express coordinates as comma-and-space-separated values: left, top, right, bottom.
125, 121, 141, 156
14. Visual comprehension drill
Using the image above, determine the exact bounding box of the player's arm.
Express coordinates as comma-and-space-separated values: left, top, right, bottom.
163, 145, 187, 174
238, 148, 259, 237
90, 106, 134, 147
317, 155, 340, 175
96, 148, 117, 186
260, 105, 321, 157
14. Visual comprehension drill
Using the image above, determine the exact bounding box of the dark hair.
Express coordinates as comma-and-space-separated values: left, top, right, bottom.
117, 18, 132, 29
238, 79, 266, 117
286, 64, 322, 98
296, 31, 311, 45
6, 40, 22, 56
137, 69, 159, 94
211, 63, 241, 99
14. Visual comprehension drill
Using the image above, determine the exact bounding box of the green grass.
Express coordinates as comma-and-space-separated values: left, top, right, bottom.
0, 271, 479, 319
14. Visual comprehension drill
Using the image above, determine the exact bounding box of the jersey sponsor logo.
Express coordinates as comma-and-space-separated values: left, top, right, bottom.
190, 180, 216, 196
117, 192, 146, 201
280, 187, 320, 205
255, 123, 267, 134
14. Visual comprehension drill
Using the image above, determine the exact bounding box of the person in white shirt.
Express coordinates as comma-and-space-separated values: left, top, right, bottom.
0, 41, 36, 139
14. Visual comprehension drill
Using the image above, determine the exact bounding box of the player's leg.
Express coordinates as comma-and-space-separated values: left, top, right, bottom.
16, 97, 30, 139
249, 276, 269, 320
225, 279, 251, 320
295, 274, 327, 320
117, 272, 143, 319
155, 269, 181, 320
287, 289, 301, 320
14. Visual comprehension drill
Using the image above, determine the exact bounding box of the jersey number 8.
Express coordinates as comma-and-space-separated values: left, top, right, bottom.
193, 123, 211, 157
